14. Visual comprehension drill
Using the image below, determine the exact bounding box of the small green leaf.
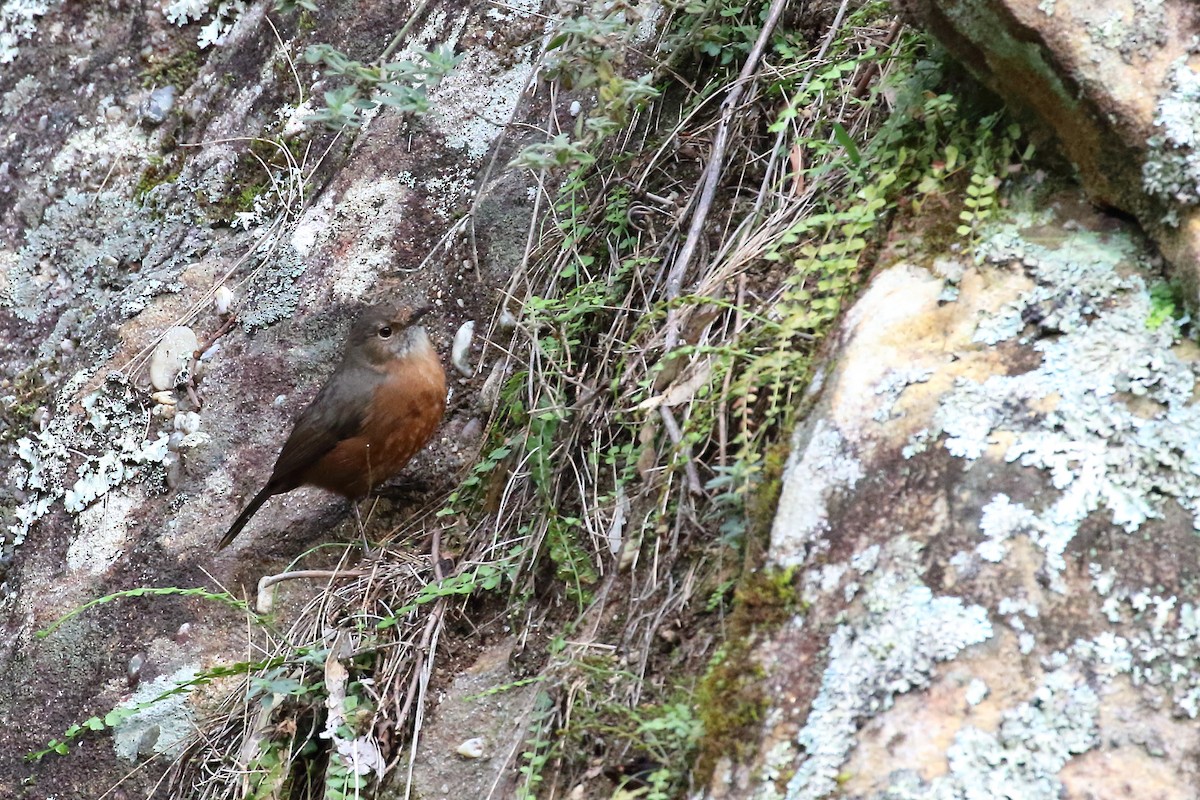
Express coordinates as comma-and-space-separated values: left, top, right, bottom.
831, 122, 861, 167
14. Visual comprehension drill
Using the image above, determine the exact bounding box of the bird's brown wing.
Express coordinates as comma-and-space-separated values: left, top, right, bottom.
266, 362, 382, 491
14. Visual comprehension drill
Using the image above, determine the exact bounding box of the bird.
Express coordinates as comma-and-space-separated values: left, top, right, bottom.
218, 303, 447, 550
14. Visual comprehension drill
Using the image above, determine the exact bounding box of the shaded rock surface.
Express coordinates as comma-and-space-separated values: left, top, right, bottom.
913, 0, 1200, 299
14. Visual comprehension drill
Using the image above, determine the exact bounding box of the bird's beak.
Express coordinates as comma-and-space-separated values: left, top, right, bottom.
409, 305, 433, 326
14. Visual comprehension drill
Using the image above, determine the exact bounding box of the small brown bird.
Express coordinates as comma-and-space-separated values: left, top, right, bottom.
218, 303, 447, 550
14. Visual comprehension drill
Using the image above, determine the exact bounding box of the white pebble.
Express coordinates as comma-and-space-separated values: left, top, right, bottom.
174, 411, 201, 435
149, 326, 198, 390
456, 737, 485, 759
451, 321, 475, 377
214, 285, 234, 315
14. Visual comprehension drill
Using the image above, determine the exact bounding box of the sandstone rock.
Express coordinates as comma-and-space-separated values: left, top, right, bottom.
707, 195, 1200, 798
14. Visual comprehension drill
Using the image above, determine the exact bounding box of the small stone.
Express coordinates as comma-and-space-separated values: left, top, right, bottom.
174, 411, 201, 435
149, 326, 198, 390
164, 451, 182, 489
451, 321, 475, 377
213, 285, 234, 316
127, 652, 145, 686
141, 85, 175, 125
478, 361, 505, 409
461, 417, 482, 441
456, 737, 485, 758
136, 725, 161, 757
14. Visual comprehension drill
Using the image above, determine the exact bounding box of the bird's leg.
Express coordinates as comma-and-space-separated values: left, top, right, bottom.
352, 501, 371, 552
372, 474, 435, 499
186, 312, 239, 410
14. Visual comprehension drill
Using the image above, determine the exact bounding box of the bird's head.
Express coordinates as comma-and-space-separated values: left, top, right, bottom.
346, 303, 434, 366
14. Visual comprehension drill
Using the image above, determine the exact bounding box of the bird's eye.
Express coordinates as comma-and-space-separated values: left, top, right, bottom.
378, 326, 393, 339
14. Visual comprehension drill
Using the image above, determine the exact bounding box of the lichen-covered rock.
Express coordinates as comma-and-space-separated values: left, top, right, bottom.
707, 195, 1200, 798
0, 0, 543, 794
913, 0, 1200, 301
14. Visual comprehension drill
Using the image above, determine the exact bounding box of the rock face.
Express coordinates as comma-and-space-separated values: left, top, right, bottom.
0, 1, 539, 795
709, 196, 1200, 798
914, 0, 1200, 298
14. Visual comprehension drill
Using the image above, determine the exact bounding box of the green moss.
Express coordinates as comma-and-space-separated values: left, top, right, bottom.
694, 566, 797, 779
0, 366, 50, 444
1147, 279, 1186, 331
141, 48, 203, 89
203, 136, 303, 223
133, 158, 180, 201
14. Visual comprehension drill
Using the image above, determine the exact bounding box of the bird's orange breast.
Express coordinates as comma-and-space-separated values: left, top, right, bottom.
301, 344, 446, 497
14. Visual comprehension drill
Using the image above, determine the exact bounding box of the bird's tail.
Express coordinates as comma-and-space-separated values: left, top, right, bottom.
218, 487, 274, 550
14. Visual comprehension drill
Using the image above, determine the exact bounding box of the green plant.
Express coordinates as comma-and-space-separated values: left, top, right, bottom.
512, 4, 660, 170
303, 42, 461, 129
1148, 280, 1187, 331
481, 3, 1032, 794
515, 690, 556, 800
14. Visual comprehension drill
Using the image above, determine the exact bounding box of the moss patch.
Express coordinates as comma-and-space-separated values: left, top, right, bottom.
693, 565, 797, 779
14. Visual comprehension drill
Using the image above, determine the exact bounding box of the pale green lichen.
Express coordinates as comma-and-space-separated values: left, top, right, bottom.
873, 367, 933, 422
0, 0, 59, 64
770, 420, 864, 569
914, 221, 1200, 592
111, 666, 199, 762
162, 0, 248, 49
877, 666, 1098, 800
240, 244, 307, 331
1084, 0, 1166, 62
757, 539, 993, 800
10, 373, 171, 544
1143, 60, 1200, 209
4, 187, 200, 326
1071, 582, 1200, 719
